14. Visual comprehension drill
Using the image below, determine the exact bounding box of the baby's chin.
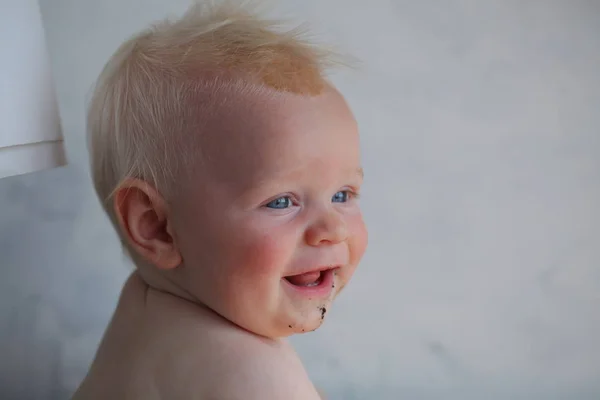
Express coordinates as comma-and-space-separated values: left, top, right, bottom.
283, 300, 334, 336
238, 303, 334, 339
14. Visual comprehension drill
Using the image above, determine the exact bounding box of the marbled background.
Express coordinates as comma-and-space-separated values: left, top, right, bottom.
1, 1, 599, 399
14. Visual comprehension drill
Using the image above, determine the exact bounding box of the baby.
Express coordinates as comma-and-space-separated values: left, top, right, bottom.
73, 1, 367, 399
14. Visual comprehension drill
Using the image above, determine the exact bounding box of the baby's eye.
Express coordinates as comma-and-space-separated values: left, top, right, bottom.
332, 190, 352, 203
265, 196, 293, 209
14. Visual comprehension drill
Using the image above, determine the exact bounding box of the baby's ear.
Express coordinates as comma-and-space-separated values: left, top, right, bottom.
113, 179, 181, 270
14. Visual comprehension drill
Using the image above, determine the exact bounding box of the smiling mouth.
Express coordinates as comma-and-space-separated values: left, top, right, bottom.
282, 267, 338, 297
284, 267, 338, 288
285, 270, 325, 287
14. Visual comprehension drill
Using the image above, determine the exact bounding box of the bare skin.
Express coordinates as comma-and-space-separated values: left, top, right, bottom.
73, 273, 323, 400
74, 88, 364, 399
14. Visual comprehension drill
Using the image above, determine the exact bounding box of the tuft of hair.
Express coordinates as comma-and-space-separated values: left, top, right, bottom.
87, 0, 349, 249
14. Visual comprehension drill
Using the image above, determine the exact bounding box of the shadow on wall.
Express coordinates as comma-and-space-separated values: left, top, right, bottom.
0, 294, 67, 400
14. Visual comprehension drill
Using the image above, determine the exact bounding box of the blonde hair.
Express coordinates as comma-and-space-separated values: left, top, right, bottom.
87, 0, 346, 238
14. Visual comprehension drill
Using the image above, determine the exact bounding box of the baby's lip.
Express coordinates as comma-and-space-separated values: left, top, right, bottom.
281, 267, 336, 297
284, 265, 340, 278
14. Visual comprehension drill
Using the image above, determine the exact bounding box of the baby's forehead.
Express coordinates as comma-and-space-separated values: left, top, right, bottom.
200, 85, 352, 142
183, 88, 359, 191
206, 87, 350, 140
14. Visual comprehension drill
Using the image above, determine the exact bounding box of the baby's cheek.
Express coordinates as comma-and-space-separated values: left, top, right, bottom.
234, 228, 290, 278
335, 214, 367, 295
349, 213, 368, 265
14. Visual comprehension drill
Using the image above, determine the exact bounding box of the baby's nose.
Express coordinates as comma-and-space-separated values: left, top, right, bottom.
305, 210, 348, 246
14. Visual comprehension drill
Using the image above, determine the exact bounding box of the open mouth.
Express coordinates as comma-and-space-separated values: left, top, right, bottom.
284, 270, 326, 287
283, 267, 337, 294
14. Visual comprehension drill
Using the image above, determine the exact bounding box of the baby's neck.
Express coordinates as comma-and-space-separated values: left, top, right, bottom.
134, 265, 195, 300
131, 269, 288, 344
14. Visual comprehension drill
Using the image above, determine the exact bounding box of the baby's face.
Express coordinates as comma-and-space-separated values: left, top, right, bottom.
170, 87, 367, 338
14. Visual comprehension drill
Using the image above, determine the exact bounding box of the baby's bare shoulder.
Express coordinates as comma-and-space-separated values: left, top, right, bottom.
201, 336, 322, 400
144, 292, 321, 399
74, 275, 321, 399
152, 308, 321, 399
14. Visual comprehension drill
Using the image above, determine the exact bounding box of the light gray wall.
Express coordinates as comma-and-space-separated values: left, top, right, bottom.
1, 1, 599, 399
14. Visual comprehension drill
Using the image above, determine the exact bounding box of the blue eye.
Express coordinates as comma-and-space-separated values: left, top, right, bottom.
332, 191, 350, 203
265, 196, 293, 209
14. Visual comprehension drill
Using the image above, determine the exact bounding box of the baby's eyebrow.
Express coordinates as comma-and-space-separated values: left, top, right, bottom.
356, 167, 364, 178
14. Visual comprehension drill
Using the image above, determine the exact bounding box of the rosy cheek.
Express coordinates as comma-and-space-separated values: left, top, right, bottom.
349, 213, 368, 264
233, 228, 289, 278
334, 215, 367, 296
